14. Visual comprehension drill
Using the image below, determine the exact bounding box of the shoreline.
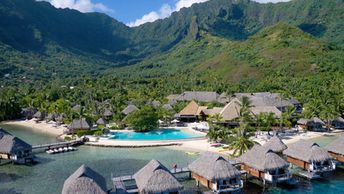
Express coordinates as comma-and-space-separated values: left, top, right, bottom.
1, 119, 66, 137
2, 120, 343, 154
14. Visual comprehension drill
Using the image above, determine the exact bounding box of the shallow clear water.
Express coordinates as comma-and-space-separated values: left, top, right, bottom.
1, 124, 344, 194
110, 128, 204, 140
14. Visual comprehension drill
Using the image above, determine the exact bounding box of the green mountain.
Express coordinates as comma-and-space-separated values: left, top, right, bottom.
0, 0, 343, 84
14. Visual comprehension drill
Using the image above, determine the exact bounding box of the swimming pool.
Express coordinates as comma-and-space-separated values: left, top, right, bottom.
109, 128, 204, 141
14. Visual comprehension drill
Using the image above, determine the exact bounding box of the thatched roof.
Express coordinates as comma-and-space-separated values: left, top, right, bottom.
237, 145, 288, 171
333, 117, 344, 123
33, 111, 45, 119
297, 118, 309, 125
309, 117, 325, 125
62, 165, 107, 194
68, 118, 92, 130
103, 109, 113, 117
234, 92, 299, 108
326, 136, 344, 155
134, 160, 183, 194
219, 98, 241, 121
151, 100, 161, 108
263, 136, 287, 153
180, 91, 220, 102
251, 106, 282, 118
283, 140, 332, 163
201, 107, 223, 116
162, 104, 173, 110
121, 105, 139, 115
188, 152, 241, 181
179, 101, 206, 116
96, 118, 107, 125
0, 128, 32, 154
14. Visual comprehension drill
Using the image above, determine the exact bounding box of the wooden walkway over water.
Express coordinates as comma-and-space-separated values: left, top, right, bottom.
32, 138, 85, 150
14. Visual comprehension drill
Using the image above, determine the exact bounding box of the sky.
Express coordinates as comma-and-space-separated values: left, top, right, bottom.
40, 0, 291, 27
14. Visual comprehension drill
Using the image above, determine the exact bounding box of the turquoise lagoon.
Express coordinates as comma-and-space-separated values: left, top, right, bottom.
1, 124, 344, 194
110, 128, 204, 140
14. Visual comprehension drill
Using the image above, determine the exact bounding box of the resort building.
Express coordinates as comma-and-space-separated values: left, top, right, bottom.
103, 109, 113, 119
188, 152, 243, 193
62, 164, 108, 194
332, 117, 344, 129
283, 140, 335, 177
234, 92, 302, 113
262, 135, 288, 154
167, 91, 227, 103
133, 159, 183, 194
33, 111, 46, 121
237, 145, 291, 184
121, 105, 139, 116
326, 136, 344, 163
216, 98, 282, 123
66, 118, 92, 134
0, 128, 33, 164
96, 118, 107, 126
175, 101, 207, 122
296, 118, 325, 131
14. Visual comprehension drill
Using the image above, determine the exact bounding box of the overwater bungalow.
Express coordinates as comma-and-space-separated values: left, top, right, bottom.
0, 128, 33, 164
121, 105, 139, 116
62, 164, 108, 194
175, 101, 207, 122
263, 135, 287, 154
283, 140, 335, 178
326, 136, 344, 163
238, 145, 291, 184
66, 118, 92, 134
133, 160, 183, 194
332, 117, 344, 129
188, 152, 243, 193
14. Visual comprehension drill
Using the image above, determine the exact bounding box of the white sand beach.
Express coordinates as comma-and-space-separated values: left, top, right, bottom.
2, 119, 67, 136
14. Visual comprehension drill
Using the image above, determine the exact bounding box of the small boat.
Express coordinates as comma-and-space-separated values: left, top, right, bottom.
58, 148, 64, 152
53, 148, 59, 153
210, 143, 222, 147
186, 151, 199, 156
46, 149, 54, 154
63, 147, 69, 152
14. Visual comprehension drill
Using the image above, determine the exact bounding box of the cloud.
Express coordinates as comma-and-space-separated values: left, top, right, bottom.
40, 0, 113, 13
128, 0, 292, 27
127, 0, 209, 27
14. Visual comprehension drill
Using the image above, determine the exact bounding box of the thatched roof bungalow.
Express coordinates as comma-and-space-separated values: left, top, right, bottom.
332, 117, 344, 129
307, 117, 326, 131
326, 136, 344, 163
66, 118, 92, 134
134, 160, 183, 194
263, 136, 287, 154
103, 109, 113, 117
121, 105, 139, 116
33, 111, 46, 121
0, 128, 33, 164
237, 145, 291, 184
188, 152, 243, 193
96, 118, 107, 126
176, 101, 207, 122
62, 164, 108, 194
283, 140, 335, 176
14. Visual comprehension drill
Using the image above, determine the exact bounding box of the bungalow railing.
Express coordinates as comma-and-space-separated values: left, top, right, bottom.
218, 180, 243, 191
265, 173, 291, 182
310, 163, 335, 172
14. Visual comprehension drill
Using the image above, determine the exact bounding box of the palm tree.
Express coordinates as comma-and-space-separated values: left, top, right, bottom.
207, 113, 224, 123
282, 106, 297, 128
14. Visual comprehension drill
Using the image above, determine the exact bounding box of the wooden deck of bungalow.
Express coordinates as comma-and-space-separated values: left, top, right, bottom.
112, 167, 247, 194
